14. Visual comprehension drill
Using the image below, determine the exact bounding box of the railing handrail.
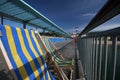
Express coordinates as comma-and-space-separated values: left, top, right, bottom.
79, 0, 120, 36
81, 26, 120, 38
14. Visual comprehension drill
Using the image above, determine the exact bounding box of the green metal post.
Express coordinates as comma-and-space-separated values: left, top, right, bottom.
23, 22, 26, 29
1, 15, 3, 25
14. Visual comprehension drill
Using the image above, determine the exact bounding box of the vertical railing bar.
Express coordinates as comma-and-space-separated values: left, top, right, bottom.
86, 38, 89, 79
111, 36, 117, 80
83, 39, 86, 73
94, 37, 97, 80
90, 38, 92, 80
86, 39, 88, 80
95, 37, 98, 80
85, 39, 87, 78
90, 38, 93, 80
92, 38, 94, 80
104, 36, 108, 80
89, 38, 92, 80
92, 37, 95, 80
98, 37, 102, 80
97, 37, 100, 80
83, 39, 85, 71
81, 39, 83, 62
88, 38, 92, 80
88, 38, 91, 80
91, 37, 95, 80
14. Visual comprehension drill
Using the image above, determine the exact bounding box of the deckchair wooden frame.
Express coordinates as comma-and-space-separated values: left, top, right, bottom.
35, 31, 73, 80
0, 38, 18, 80
42, 36, 73, 68
49, 37, 74, 80
49, 40, 74, 69
49, 40, 74, 62
43, 37, 73, 80
49, 41, 65, 59
35, 31, 70, 80
39, 35, 74, 80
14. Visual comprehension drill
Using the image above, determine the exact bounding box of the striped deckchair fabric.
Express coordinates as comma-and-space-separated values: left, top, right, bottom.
35, 33, 73, 80
41, 37, 74, 67
0, 25, 55, 80
41, 37, 74, 80
48, 38, 74, 63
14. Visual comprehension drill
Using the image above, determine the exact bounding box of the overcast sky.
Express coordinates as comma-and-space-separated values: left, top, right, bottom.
24, 0, 120, 33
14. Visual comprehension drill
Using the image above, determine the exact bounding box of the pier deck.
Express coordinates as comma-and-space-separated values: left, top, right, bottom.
55, 41, 85, 80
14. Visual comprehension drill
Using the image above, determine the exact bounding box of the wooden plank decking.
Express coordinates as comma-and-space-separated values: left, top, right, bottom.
55, 41, 75, 59
55, 41, 85, 80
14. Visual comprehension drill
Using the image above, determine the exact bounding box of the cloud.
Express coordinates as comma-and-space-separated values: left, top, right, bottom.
91, 23, 120, 32
82, 13, 96, 17
66, 25, 86, 33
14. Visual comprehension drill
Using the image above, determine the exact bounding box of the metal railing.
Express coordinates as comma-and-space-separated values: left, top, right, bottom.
77, 27, 120, 80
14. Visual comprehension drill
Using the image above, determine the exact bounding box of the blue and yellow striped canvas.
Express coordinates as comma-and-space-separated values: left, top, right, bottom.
0, 25, 55, 80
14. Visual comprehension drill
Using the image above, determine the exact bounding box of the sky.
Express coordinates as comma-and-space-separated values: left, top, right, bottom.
23, 0, 120, 33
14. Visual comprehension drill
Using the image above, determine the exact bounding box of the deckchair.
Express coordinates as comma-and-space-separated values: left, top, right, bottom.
31, 30, 69, 80
0, 25, 56, 80
48, 38, 74, 62
41, 37, 73, 67
35, 32, 73, 80
49, 40, 68, 59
